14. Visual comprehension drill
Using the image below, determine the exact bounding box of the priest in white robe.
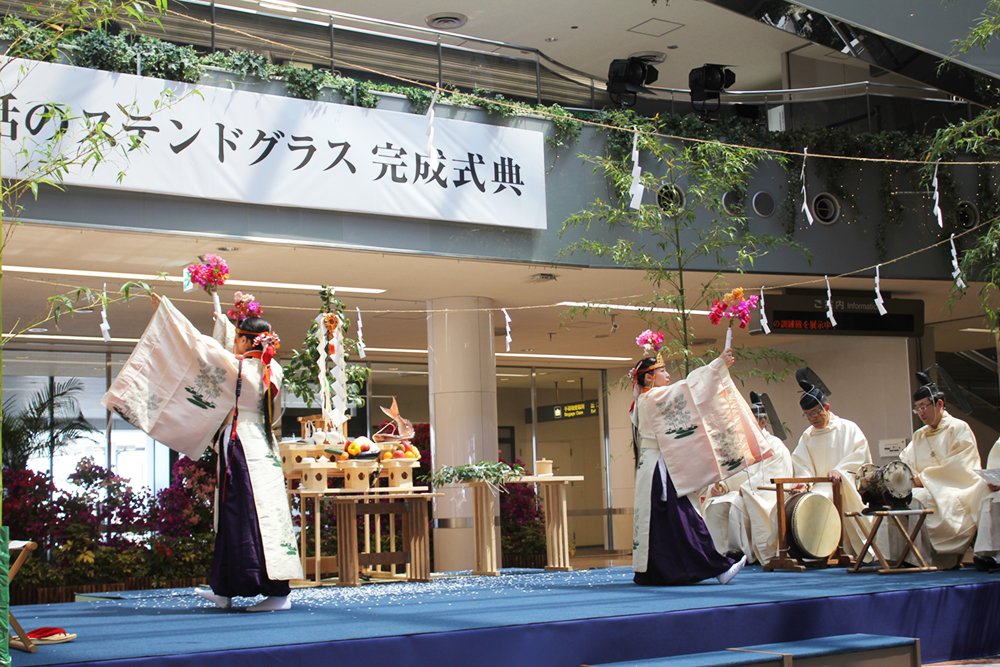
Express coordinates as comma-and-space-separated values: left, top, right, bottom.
791, 371, 873, 559
702, 392, 792, 564
973, 437, 1000, 571
895, 373, 986, 569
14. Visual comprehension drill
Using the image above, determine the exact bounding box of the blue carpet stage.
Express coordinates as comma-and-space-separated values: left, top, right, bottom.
10, 566, 1000, 667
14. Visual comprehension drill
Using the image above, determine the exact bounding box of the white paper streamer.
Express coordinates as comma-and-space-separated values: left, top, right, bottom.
355, 306, 367, 359
212, 291, 222, 317
502, 308, 512, 352
328, 313, 349, 426
315, 313, 331, 424
424, 84, 441, 172
825, 275, 838, 327
724, 326, 733, 351
99, 283, 111, 342
874, 265, 887, 316
759, 288, 770, 334
801, 147, 814, 226
932, 160, 944, 229
628, 128, 644, 210
950, 234, 967, 290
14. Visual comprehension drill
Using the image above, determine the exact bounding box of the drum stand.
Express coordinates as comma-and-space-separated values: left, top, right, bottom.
763, 477, 853, 572
845, 509, 937, 574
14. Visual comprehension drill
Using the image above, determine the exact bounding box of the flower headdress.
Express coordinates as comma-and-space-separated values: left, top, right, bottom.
631, 329, 666, 387
252, 332, 281, 365
227, 291, 263, 323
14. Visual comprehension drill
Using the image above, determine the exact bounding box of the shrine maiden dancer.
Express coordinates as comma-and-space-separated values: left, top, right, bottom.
103, 294, 301, 611
630, 337, 751, 585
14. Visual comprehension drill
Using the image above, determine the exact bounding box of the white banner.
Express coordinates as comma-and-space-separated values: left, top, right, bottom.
0, 59, 548, 229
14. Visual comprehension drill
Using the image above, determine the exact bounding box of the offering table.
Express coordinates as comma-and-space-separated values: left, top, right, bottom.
288, 487, 439, 587
468, 475, 584, 576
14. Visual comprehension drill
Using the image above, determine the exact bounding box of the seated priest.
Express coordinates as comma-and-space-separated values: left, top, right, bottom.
701, 392, 792, 564
791, 369, 873, 559
894, 373, 986, 569
974, 437, 1000, 572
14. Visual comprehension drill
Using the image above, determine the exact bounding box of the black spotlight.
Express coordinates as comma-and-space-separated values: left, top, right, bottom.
607, 57, 659, 107
688, 64, 735, 112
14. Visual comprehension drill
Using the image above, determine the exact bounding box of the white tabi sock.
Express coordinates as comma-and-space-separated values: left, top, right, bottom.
246, 596, 291, 612
717, 555, 747, 585
195, 588, 232, 609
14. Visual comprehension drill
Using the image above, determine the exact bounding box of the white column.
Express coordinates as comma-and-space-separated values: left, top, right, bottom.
427, 296, 499, 572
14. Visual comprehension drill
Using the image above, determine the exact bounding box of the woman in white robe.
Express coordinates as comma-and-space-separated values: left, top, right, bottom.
631, 350, 746, 586
103, 295, 301, 611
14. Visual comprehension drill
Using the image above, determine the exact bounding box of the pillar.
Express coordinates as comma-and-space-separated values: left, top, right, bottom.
427, 296, 499, 572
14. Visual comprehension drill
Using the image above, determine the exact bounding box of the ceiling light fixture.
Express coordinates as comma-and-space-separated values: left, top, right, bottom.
960, 328, 994, 333
362, 347, 428, 354
259, 0, 297, 11
5, 333, 141, 343
558, 301, 713, 316
497, 352, 634, 362
27, 327, 49, 332
2, 266, 385, 295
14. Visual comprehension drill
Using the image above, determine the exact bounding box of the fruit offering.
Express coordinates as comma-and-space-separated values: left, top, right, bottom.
335, 436, 381, 461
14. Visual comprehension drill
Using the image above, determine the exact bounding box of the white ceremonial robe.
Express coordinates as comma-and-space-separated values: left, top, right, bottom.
632, 356, 771, 572
103, 298, 302, 582
895, 412, 985, 568
741, 434, 794, 564
974, 438, 1000, 557
792, 414, 873, 558
701, 433, 793, 563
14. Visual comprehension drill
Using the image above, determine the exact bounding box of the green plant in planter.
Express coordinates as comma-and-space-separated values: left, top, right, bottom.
134, 34, 201, 83
202, 49, 274, 80
70, 29, 135, 74
328, 75, 379, 108
278, 64, 328, 101
0, 15, 59, 61
284, 286, 369, 409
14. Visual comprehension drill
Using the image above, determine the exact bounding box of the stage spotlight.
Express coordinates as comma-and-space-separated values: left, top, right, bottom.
607, 57, 659, 108
688, 64, 736, 113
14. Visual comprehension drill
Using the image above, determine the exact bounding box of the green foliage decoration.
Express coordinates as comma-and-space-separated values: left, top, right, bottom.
424, 461, 525, 494
283, 286, 370, 409
1, 378, 96, 470
561, 115, 807, 380
134, 35, 201, 83
0, 15, 60, 61
70, 29, 135, 73
277, 64, 327, 101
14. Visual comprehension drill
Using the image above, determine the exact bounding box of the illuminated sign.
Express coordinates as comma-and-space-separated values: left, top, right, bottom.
751, 293, 923, 337
526, 400, 599, 423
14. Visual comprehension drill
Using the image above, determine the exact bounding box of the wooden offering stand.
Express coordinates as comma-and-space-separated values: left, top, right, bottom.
468, 473, 583, 576
763, 476, 853, 572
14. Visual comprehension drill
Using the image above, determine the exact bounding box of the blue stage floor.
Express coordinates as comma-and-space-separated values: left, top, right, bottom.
10, 565, 1000, 667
